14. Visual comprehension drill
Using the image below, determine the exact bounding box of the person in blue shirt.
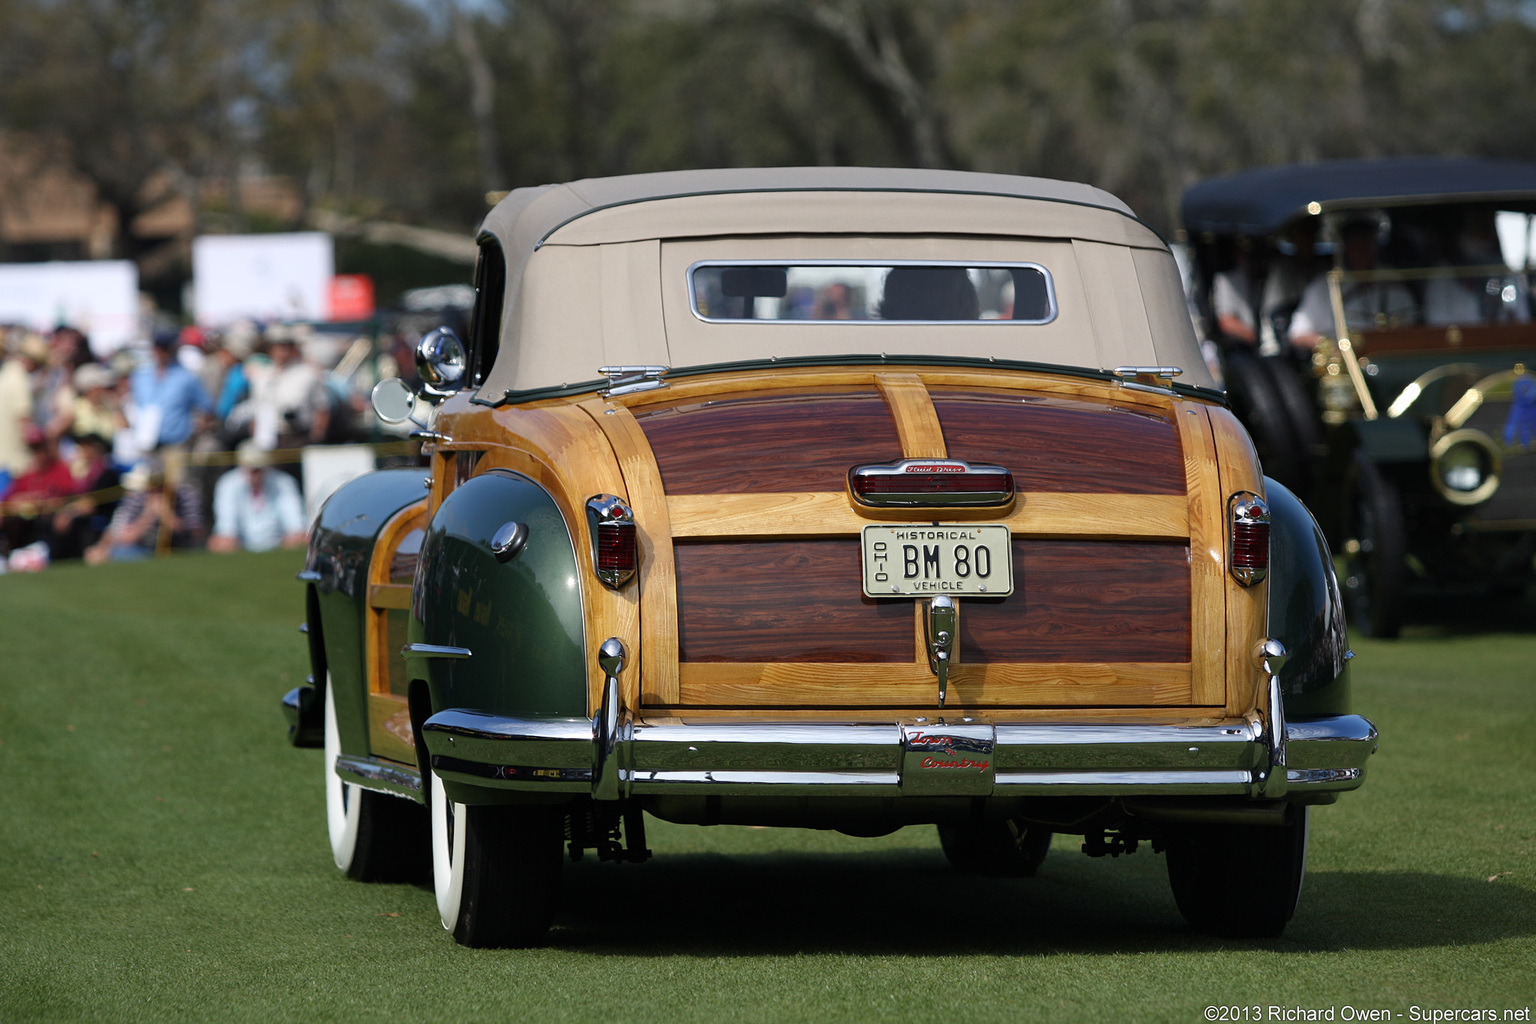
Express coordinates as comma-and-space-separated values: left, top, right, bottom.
207, 441, 308, 553
129, 332, 214, 453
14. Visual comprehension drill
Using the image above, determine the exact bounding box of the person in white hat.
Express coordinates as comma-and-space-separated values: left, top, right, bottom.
208, 441, 307, 553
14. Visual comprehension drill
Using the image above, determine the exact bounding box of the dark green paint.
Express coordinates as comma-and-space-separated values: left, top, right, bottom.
410, 470, 587, 719
304, 468, 430, 757
1265, 478, 1353, 717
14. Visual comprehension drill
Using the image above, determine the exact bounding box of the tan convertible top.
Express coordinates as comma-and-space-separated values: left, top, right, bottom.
477, 167, 1214, 395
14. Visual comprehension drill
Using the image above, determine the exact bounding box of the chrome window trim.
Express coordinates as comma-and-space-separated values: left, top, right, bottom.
686, 259, 1059, 325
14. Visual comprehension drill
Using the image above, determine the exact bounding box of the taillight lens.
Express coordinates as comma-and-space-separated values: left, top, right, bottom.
1228, 491, 1270, 586
586, 495, 637, 587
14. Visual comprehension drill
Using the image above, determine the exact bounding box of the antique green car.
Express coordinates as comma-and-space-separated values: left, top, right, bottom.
284, 167, 1376, 946
1183, 158, 1536, 636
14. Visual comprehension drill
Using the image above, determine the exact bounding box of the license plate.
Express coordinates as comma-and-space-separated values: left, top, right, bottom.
861, 524, 1013, 597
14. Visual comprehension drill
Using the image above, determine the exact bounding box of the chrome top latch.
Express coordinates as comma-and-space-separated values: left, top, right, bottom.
1111, 365, 1184, 395
600, 365, 669, 397
925, 596, 956, 707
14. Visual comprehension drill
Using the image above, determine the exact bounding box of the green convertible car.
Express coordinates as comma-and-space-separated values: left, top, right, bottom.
284, 167, 1377, 947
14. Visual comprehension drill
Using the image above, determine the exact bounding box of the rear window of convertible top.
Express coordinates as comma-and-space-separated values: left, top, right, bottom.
689, 261, 1057, 324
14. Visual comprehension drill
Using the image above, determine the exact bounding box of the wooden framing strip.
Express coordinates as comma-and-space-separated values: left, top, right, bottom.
578, 398, 676, 706
1206, 406, 1269, 718
367, 583, 412, 610
666, 491, 1189, 539
875, 372, 947, 458
1173, 403, 1227, 707
618, 365, 1181, 415
677, 661, 1194, 707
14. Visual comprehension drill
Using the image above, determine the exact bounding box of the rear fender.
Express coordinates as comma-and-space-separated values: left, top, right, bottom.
304, 468, 431, 756
1264, 477, 1352, 716
409, 469, 587, 720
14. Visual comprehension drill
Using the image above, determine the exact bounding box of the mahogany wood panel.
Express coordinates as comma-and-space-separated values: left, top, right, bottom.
931, 390, 1186, 493
634, 390, 902, 494
958, 539, 1191, 663
675, 538, 914, 662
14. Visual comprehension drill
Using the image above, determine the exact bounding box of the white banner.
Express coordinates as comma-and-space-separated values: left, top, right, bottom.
0, 260, 139, 357
191, 232, 334, 327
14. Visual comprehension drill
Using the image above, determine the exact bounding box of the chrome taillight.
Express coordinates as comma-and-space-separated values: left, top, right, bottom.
586, 495, 637, 587
1228, 491, 1270, 586
849, 459, 1014, 508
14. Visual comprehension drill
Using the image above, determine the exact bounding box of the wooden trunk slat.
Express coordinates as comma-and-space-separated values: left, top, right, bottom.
676, 661, 1193, 707
875, 373, 947, 458
931, 388, 1186, 493
666, 492, 1188, 539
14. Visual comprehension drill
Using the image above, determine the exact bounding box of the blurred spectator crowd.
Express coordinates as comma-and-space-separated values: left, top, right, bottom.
0, 315, 431, 573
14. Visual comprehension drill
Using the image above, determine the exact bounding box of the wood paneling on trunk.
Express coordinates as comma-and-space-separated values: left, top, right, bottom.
676, 538, 1190, 667
931, 390, 1185, 493
634, 390, 901, 494
958, 539, 1191, 663
675, 539, 913, 662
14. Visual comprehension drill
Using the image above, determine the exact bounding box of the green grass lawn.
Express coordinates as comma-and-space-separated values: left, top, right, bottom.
2, 551, 1533, 1023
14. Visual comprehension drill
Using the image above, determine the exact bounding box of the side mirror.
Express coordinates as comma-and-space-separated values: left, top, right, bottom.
416, 327, 468, 400
371, 378, 418, 425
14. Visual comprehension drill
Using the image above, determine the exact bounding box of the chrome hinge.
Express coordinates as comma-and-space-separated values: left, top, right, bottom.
600, 365, 669, 397
1111, 365, 1183, 395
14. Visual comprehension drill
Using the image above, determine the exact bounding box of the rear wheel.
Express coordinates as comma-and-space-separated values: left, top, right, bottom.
1166, 807, 1309, 938
1341, 452, 1408, 639
322, 676, 428, 882
938, 819, 1052, 877
430, 770, 563, 948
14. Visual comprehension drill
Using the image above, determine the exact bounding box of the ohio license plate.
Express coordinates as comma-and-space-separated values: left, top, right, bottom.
860, 524, 1013, 597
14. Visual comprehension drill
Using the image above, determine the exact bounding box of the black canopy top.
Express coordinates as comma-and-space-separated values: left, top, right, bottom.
1180, 157, 1536, 237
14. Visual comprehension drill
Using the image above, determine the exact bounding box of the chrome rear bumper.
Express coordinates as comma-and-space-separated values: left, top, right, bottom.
420, 710, 1378, 802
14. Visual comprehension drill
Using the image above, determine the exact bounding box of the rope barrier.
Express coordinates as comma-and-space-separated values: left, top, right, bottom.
1, 439, 424, 521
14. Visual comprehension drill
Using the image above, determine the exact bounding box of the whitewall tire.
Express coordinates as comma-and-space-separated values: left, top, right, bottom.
323, 674, 362, 871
